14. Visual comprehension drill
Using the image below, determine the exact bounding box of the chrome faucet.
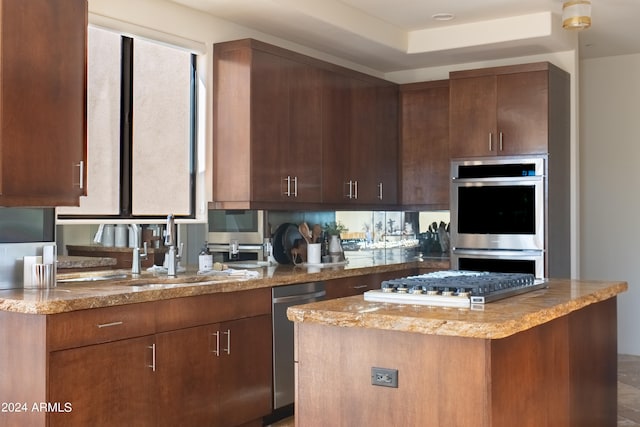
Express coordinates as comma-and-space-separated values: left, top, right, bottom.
164, 214, 182, 277
130, 224, 147, 275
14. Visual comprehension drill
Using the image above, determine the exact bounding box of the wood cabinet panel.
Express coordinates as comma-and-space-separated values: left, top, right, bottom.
47, 302, 156, 351
155, 287, 271, 332
156, 315, 272, 427
449, 62, 568, 159
0, 0, 87, 206
325, 269, 416, 299
48, 335, 157, 427
213, 39, 397, 209
399, 80, 449, 208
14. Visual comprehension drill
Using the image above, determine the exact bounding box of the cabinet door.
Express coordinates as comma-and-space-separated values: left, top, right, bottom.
251, 50, 290, 202
48, 336, 156, 427
217, 314, 273, 427
322, 71, 352, 204
449, 75, 497, 158
0, 0, 86, 207
496, 71, 549, 155
155, 324, 217, 427
400, 81, 449, 207
288, 60, 323, 203
350, 79, 399, 205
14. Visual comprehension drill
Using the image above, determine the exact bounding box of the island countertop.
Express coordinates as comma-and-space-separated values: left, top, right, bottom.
287, 278, 628, 339
0, 255, 449, 315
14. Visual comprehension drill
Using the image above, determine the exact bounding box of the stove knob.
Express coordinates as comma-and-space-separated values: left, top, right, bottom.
426, 287, 438, 296
411, 286, 424, 295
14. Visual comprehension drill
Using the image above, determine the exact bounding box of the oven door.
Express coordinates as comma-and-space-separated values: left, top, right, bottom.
451, 248, 545, 278
451, 175, 544, 250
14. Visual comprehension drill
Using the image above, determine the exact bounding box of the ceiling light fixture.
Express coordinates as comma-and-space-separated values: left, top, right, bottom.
432, 12, 454, 22
562, 0, 591, 30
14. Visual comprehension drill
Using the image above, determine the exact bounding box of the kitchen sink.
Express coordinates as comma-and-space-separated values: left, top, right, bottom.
57, 273, 130, 283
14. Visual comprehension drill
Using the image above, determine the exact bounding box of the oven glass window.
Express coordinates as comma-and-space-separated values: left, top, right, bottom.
457, 185, 536, 234
208, 210, 259, 233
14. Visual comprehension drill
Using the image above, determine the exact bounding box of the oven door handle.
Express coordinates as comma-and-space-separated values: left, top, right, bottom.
452, 248, 544, 257
452, 176, 544, 183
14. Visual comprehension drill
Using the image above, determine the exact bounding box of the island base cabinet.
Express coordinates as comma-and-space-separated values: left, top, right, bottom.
48, 336, 157, 427
294, 298, 617, 427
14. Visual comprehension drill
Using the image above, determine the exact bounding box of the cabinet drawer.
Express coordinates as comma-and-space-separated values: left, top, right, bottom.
47, 302, 156, 351
156, 287, 271, 332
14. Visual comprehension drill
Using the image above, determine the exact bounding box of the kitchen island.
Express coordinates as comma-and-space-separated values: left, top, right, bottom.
288, 279, 627, 427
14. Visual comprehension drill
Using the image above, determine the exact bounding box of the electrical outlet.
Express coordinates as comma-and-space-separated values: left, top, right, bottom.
371, 367, 398, 388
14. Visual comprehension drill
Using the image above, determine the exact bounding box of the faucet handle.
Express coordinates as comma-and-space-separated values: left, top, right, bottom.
177, 242, 184, 260
141, 242, 148, 259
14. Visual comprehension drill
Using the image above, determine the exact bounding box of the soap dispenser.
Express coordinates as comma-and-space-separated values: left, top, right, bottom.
198, 242, 213, 271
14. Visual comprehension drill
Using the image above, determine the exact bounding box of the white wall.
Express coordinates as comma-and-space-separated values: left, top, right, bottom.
580, 53, 640, 356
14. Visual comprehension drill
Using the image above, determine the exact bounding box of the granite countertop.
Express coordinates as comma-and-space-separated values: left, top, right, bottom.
57, 255, 118, 270
0, 255, 449, 315
287, 279, 628, 339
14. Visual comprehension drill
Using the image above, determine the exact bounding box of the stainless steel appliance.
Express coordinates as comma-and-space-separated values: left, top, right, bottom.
364, 270, 547, 307
208, 210, 265, 262
272, 282, 326, 411
450, 156, 552, 279
208, 209, 265, 245
450, 156, 545, 251
451, 248, 544, 278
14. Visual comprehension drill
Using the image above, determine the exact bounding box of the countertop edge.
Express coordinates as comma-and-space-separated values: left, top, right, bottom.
287, 280, 629, 339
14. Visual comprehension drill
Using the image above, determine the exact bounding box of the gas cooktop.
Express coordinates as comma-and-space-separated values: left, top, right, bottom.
363, 270, 547, 308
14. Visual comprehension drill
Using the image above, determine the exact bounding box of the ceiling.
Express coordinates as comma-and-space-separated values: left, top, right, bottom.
170, 0, 640, 73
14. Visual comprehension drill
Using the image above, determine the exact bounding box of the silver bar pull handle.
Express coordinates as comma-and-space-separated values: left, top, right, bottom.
499, 132, 504, 151
74, 160, 84, 189
353, 284, 369, 290
223, 329, 231, 355
292, 176, 298, 197
211, 331, 220, 356
353, 180, 358, 200
489, 132, 493, 151
282, 176, 291, 197
377, 182, 383, 200
97, 321, 123, 328
148, 344, 156, 372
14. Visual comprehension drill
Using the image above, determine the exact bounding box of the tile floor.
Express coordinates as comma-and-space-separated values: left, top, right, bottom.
270, 354, 640, 427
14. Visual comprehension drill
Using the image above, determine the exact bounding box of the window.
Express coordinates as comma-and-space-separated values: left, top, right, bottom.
58, 26, 198, 218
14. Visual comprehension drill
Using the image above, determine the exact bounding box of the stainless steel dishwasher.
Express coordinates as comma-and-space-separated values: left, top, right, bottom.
272, 282, 326, 411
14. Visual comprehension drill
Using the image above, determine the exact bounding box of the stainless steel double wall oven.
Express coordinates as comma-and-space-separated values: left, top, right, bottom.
450, 156, 548, 278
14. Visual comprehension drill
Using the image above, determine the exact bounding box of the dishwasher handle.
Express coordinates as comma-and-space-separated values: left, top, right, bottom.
272, 290, 326, 304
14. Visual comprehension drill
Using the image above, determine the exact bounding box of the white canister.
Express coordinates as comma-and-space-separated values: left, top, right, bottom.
102, 225, 115, 247
307, 243, 322, 265
115, 224, 128, 248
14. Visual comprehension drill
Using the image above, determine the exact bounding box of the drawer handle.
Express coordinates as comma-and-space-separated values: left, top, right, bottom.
353, 285, 368, 289
97, 321, 124, 328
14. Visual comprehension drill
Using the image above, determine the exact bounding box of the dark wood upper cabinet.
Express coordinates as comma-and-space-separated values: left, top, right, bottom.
322, 74, 398, 206
399, 80, 450, 209
212, 38, 398, 209
0, 0, 87, 207
449, 62, 569, 159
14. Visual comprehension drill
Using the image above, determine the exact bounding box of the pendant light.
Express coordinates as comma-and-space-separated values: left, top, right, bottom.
562, 0, 591, 30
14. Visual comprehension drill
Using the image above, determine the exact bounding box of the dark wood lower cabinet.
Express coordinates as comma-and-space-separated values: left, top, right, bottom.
155, 315, 272, 427
0, 289, 272, 427
48, 336, 157, 427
